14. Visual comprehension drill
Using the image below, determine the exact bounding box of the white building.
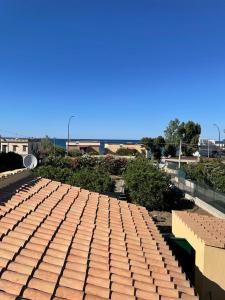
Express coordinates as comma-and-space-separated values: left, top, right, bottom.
0, 138, 40, 157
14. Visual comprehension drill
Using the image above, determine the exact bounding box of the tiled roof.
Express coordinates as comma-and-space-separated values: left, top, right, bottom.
174, 211, 225, 249
0, 178, 198, 300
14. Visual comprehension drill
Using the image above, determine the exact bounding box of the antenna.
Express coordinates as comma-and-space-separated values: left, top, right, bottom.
23, 154, 38, 169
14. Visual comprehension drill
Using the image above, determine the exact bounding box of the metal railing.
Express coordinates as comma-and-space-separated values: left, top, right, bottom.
168, 168, 225, 214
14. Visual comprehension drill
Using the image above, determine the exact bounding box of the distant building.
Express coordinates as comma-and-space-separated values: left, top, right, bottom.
104, 143, 145, 155
0, 138, 40, 157
66, 140, 145, 155
199, 139, 224, 157
66, 141, 101, 154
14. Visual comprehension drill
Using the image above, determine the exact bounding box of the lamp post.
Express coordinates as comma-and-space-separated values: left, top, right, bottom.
67, 116, 75, 155
213, 123, 221, 158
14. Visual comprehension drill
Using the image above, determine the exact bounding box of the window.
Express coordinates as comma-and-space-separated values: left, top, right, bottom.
2, 145, 7, 153
23, 145, 27, 152
13, 145, 17, 152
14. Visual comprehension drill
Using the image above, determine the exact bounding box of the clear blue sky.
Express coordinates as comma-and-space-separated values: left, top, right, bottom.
0, 0, 225, 139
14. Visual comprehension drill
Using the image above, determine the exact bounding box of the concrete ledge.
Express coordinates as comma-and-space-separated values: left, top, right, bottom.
185, 193, 225, 219
0, 169, 33, 190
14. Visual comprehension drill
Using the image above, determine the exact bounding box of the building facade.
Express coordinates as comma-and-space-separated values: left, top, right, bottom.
66, 141, 101, 154
0, 138, 40, 157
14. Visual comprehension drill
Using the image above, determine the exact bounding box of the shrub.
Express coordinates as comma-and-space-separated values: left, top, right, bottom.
124, 158, 172, 210
116, 148, 138, 156
70, 156, 98, 171
42, 156, 72, 168
99, 155, 128, 175
33, 166, 73, 183
54, 146, 66, 157
183, 160, 225, 193
68, 149, 82, 157
34, 165, 114, 193
0, 152, 23, 172
68, 168, 114, 193
40, 155, 128, 176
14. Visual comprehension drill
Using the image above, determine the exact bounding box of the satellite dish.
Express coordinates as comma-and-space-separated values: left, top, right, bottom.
23, 154, 38, 169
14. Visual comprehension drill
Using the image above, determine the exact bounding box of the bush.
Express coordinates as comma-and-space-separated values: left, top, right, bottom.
0, 152, 23, 172
33, 166, 73, 183
40, 155, 128, 176
69, 168, 114, 193
183, 160, 225, 193
54, 146, 66, 157
124, 158, 172, 210
116, 148, 138, 156
98, 155, 128, 175
42, 156, 72, 168
34, 165, 114, 193
68, 149, 82, 157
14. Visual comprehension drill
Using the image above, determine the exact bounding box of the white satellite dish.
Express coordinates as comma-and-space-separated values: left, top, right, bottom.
23, 154, 38, 169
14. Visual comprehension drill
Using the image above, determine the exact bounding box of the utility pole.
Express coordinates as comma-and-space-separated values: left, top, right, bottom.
208, 140, 210, 158
213, 124, 221, 158
54, 137, 56, 158
0, 134, 1, 153
67, 115, 75, 156
178, 139, 182, 169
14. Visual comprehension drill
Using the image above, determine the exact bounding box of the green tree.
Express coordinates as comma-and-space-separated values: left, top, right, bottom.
141, 136, 165, 161
164, 119, 201, 156
181, 121, 201, 155
164, 144, 177, 157
39, 136, 54, 158
124, 158, 172, 210
69, 168, 114, 193
164, 118, 181, 146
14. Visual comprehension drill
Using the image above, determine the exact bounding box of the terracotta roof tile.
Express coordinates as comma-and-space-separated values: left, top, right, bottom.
0, 178, 198, 299
173, 211, 225, 249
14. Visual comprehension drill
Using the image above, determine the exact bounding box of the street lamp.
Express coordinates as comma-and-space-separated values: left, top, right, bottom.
67, 116, 75, 155
213, 123, 221, 158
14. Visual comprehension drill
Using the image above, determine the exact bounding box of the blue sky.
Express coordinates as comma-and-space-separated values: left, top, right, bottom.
0, 0, 225, 139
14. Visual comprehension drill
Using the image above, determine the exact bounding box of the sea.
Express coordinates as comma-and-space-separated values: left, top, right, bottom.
52, 138, 140, 155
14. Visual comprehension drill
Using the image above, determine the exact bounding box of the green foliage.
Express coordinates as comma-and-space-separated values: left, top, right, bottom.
68, 149, 82, 157
54, 146, 66, 156
42, 156, 72, 168
164, 119, 201, 156
39, 136, 54, 158
115, 148, 139, 156
34, 165, 114, 193
34, 166, 73, 183
69, 168, 114, 193
124, 158, 172, 210
164, 118, 181, 146
70, 156, 99, 170
141, 136, 165, 161
41, 155, 128, 176
164, 144, 177, 157
183, 160, 225, 193
0, 152, 23, 172
99, 155, 128, 175
38, 136, 66, 158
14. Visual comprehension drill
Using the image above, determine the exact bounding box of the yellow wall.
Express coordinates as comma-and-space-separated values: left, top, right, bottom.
105, 143, 145, 154
172, 211, 225, 300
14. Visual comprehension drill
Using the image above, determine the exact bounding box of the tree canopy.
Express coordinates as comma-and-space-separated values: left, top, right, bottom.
141, 136, 165, 160
164, 119, 201, 156
124, 158, 172, 210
